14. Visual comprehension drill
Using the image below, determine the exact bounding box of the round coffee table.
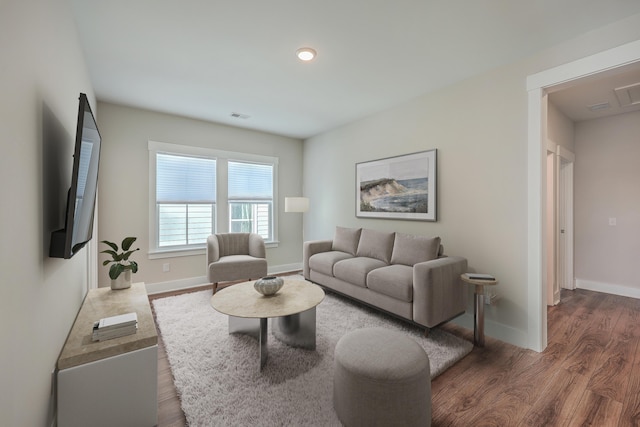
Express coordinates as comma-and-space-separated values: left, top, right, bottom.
211, 278, 325, 370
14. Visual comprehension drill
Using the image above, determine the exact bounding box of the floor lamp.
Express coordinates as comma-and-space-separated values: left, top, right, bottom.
284, 197, 309, 213
285, 197, 309, 244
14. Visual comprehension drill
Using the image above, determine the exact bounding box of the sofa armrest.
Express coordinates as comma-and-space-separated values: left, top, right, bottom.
412, 256, 468, 328
303, 239, 333, 280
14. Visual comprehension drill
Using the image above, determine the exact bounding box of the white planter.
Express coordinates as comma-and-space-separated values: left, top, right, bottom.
111, 270, 132, 290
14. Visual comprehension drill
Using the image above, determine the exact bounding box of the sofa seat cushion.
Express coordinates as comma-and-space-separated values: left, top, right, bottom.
334, 257, 388, 287
366, 265, 414, 302
309, 251, 353, 277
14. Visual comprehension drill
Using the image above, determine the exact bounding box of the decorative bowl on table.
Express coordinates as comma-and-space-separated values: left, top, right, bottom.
254, 276, 284, 296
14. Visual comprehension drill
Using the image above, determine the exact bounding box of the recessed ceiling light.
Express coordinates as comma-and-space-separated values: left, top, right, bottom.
296, 47, 317, 62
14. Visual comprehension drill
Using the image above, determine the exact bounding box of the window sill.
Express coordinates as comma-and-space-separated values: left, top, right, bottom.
148, 247, 205, 259
148, 241, 279, 259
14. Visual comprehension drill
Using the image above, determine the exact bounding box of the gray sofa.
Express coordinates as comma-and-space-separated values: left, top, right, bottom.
303, 226, 467, 330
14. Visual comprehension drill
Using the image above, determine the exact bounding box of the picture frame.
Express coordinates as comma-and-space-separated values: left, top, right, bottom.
356, 149, 437, 221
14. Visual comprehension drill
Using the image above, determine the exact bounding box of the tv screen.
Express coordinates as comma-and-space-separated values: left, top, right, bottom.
49, 93, 102, 259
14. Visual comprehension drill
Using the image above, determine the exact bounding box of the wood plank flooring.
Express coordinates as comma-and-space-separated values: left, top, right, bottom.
149, 287, 640, 426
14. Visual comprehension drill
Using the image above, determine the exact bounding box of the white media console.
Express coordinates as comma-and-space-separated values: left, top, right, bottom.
57, 283, 158, 427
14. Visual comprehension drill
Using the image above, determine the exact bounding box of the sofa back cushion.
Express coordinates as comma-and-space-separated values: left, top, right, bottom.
391, 233, 441, 266
332, 226, 362, 255
356, 229, 395, 263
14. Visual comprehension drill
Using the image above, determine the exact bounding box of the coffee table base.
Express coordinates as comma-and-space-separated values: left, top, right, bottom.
228, 307, 317, 370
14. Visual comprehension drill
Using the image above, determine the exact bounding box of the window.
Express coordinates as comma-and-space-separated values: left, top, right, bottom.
149, 141, 278, 257
156, 153, 216, 248
228, 161, 273, 241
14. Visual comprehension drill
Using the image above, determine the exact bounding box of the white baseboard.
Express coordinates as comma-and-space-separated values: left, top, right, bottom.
145, 263, 303, 295
268, 262, 302, 275
145, 276, 209, 295
451, 313, 528, 349
576, 279, 640, 300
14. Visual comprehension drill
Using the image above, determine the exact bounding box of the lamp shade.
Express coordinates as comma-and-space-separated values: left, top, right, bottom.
285, 197, 309, 213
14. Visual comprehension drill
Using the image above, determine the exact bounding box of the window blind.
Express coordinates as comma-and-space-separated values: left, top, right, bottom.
228, 161, 272, 200
156, 153, 216, 202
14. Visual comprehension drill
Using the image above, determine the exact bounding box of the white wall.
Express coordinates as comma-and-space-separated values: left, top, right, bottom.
0, 0, 95, 425
574, 111, 640, 295
548, 101, 575, 151
303, 14, 640, 348
96, 102, 304, 289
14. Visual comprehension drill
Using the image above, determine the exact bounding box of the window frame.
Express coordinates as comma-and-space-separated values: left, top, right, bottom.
148, 140, 279, 259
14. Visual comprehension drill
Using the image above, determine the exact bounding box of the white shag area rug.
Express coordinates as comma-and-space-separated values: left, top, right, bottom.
153, 287, 473, 426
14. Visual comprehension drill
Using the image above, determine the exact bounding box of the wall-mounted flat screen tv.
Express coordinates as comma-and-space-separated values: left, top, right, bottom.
49, 93, 101, 259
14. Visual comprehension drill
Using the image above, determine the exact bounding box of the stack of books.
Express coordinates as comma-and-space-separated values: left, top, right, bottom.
92, 312, 138, 341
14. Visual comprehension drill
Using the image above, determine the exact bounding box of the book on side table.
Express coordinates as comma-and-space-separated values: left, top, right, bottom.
92, 312, 138, 341
465, 273, 496, 281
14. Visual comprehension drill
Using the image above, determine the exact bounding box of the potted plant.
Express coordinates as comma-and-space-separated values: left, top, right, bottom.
101, 237, 140, 290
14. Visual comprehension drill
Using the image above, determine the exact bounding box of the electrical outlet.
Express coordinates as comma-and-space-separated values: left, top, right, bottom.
485, 291, 499, 305
163, 263, 170, 273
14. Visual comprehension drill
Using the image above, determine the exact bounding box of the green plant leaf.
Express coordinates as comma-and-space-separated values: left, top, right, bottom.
121, 237, 137, 251
102, 260, 112, 266
101, 240, 118, 252
121, 248, 140, 261
130, 261, 138, 273
109, 263, 125, 280
101, 249, 118, 258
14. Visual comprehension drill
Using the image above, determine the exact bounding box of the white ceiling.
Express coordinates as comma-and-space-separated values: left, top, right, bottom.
71, 1, 640, 139
549, 63, 640, 122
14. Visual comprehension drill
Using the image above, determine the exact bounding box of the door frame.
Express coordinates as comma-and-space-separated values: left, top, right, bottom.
545, 142, 573, 306
526, 39, 640, 352
545, 143, 558, 306
557, 147, 575, 292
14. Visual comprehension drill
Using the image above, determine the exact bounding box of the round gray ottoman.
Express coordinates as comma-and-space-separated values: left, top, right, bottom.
333, 327, 431, 427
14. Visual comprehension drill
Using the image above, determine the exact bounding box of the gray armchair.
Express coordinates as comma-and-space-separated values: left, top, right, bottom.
206, 233, 268, 293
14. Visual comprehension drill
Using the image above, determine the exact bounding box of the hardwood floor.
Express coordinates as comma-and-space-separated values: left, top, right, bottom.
150, 288, 640, 426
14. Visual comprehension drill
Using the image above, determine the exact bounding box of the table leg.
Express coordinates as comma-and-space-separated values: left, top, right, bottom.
474, 284, 485, 347
272, 307, 317, 350
228, 316, 269, 370
259, 318, 267, 370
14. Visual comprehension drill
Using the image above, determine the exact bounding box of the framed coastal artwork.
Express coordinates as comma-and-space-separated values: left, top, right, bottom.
356, 149, 437, 221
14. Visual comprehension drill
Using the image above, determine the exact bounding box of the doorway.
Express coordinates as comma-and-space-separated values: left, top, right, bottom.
526, 39, 640, 352
557, 151, 575, 292
546, 142, 574, 307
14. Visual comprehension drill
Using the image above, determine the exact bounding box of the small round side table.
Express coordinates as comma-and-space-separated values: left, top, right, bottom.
461, 273, 498, 347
